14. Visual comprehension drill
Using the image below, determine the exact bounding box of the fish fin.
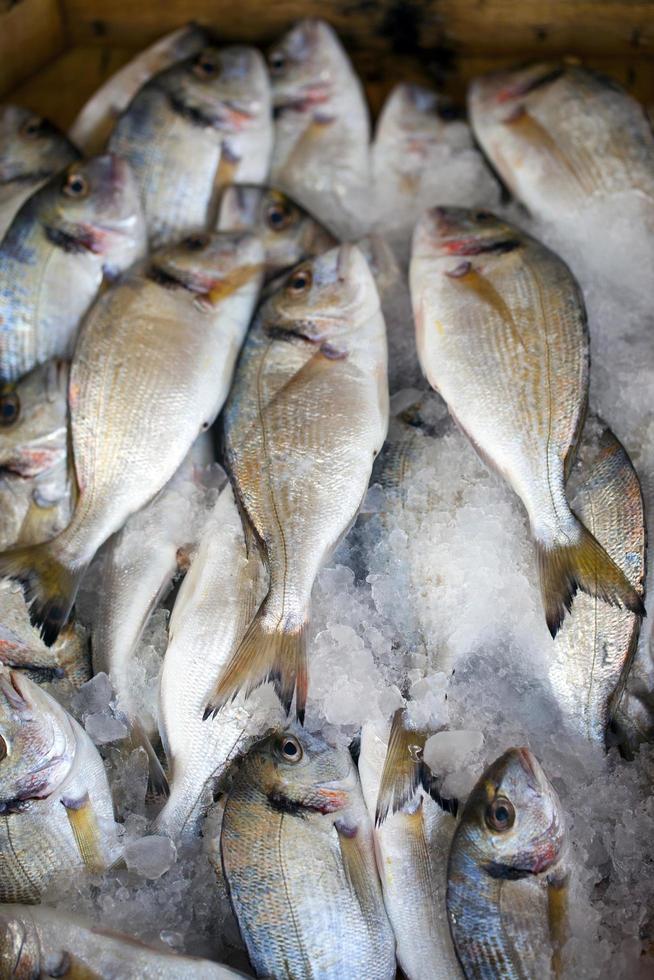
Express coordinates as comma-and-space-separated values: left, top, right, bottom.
128, 718, 170, 799
547, 865, 569, 978
61, 792, 107, 872
48, 951, 103, 979
335, 821, 378, 915
536, 517, 645, 637
203, 604, 307, 723
0, 540, 85, 645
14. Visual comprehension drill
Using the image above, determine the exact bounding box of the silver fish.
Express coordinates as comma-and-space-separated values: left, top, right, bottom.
469, 63, 654, 221
69, 24, 209, 155
0, 667, 118, 902
217, 725, 396, 979
210, 244, 388, 721
0, 904, 245, 978
268, 18, 371, 238
447, 748, 568, 980
0, 104, 79, 240
155, 482, 283, 841
0, 232, 264, 645
109, 45, 272, 247
410, 206, 643, 636
0, 155, 146, 383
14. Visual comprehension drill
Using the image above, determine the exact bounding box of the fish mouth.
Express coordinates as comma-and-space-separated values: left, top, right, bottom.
274, 82, 331, 112
0, 669, 32, 714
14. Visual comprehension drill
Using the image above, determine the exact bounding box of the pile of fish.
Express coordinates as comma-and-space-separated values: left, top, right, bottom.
0, 18, 652, 980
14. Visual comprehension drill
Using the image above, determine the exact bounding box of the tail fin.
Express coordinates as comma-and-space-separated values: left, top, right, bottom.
127, 717, 170, 799
537, 517, 645, 638
203, 603, 307, 723
0, 540, 84, 646
375, 709, 458, 827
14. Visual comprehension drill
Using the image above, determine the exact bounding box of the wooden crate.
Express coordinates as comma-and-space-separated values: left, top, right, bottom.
1, 0, 653, 127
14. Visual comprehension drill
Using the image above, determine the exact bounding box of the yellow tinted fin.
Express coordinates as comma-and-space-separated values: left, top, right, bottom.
61, 792, 106, 872
547, 865, 570, 978
336, 821, 378, 917
51, 952, 102, 979
536, 517, 645, 638
128, 718, 170, 799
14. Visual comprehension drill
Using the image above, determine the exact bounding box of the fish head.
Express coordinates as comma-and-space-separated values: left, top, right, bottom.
268, 19, 343, 110
0, 668, 76, 812
459, 747, 565, 878
0, 360, 68, 478
0, 908, 40, 976
39, 154, 146, 275
0, 104, 79, 184
264, 243, 381, 348
413, 206, 523, 263
469, 62, 566, 124
171, 45, 269, 131
247, 725, 356, 815
217, 184, 336, 279
150, 230, 264, 306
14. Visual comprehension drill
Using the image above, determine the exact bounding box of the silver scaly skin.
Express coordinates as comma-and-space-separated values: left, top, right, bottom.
217, 726, 396, 980
410, 206, 643, 637
0, 154, 146, 383
109, 45, 272, 247
0, 667, 118, 902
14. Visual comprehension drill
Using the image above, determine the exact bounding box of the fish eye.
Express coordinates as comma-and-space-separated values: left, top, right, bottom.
21, 117, 42, 138
194, 51, 220, 79
0, 391, 20, 426
63, 172, 89, 198
485, 796, 515, 832
0, 735, 8, 762
268, 50, 286, 75
185, 233, 210, 251
265, 201, 293, 232
287, 268, 312, 294
277, 735, 303, 763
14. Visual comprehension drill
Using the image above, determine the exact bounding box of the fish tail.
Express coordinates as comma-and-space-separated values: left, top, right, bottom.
127, 717, 170, 799
0, 539, 85, 646
536, 515, 645, 638
203, 602, 308, 723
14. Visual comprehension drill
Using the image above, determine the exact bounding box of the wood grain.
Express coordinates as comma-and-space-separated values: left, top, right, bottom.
59, 0, 654, 59
0, 0, 66, 96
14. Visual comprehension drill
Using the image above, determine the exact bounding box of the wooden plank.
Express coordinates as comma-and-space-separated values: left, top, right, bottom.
60, 0, 654, 59
0, 0, 66, 97
7, 44, 654, 131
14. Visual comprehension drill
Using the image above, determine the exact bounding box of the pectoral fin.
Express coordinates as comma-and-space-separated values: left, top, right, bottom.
61, 792, 107, 872
336, 821, 378, 917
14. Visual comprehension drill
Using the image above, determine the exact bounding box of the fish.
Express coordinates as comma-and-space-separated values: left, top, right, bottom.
548, 418, 646, 744
155, 482, 284, 842
91, 432, 216, 794
0, 231, 264, 645
68, 24, 209, 155
210, 243, 388, 721
468, 63, 654, 221
268, 18, 371, 238
0, 104, 79, 240
447, 747, 568, 979
612, 616, 654, 756
0, 904, 246, 978
409, 207, 643, 636
359, 714, 462, 979
0, 155, 146, 383
0, 667, 118, 902
109, 45, 272, 247
217, 183, 337, 284
0, 359, 73, 550
217, 724, 396, 979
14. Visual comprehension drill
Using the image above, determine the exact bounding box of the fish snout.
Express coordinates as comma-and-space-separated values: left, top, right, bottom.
217, 185, 261, 231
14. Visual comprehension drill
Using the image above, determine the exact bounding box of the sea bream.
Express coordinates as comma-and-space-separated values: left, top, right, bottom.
69, 24, 209, 155
0, 904, 246, 977
268, 18, 371, 238
0, 232, 264, 644
447, 748, 569, 979
0, 155, 146, 383
155, 482, 283, 842
0, 105, 79, 240
549, 419, 646, 744
109, 45, 272, 246
0, 667, 118, 902
209, 244, 388, 721
217, 725, 396, 979
409, 207, 643, 636
468, 63, 654, 222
